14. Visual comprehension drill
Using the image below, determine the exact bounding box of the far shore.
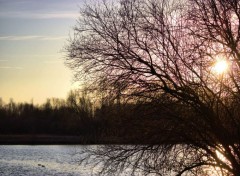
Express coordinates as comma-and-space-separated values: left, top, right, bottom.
0, 135, 196, 145
0, 134, 138, 145
0, 135, 99, 145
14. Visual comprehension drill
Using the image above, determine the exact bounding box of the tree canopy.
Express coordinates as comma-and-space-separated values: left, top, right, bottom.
66, 0, 240, 175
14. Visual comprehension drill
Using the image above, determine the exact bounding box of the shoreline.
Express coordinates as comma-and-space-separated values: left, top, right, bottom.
0, 135, 192, 145
0, 135, 136, 145
0, 135, 95, 145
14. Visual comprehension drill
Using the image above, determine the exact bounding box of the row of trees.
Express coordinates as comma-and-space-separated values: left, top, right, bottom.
0, 91, 97, 136
65, 0, 240, 175
0, 91, 173, 143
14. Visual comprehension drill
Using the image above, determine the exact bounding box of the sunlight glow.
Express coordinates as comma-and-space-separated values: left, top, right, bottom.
213, 59, 229, 74
204, 149, 231, 176
216, 150, 228, 163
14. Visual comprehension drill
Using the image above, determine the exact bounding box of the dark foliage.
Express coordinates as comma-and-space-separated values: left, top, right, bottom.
0, 92, 97, 138
0, 93, 179, 144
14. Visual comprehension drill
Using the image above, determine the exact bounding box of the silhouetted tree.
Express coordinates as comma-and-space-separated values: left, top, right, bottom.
0, 92, 98, 137
67, 90, 93, 119
0, 98, 3, 108
66, 0, 240, 175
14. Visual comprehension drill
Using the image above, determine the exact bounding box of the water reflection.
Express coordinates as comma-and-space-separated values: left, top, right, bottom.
0, 145, 99, 176
0, 145, 231, 176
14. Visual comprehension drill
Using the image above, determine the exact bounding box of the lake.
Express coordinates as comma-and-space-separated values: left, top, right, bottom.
0, 145, 99, 176
0, 145, 224, 176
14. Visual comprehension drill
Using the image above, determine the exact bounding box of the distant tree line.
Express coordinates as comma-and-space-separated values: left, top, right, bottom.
0, 90, 175, 144
0, 91, 97, 138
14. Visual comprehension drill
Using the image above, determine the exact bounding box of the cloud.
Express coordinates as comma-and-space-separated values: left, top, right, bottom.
0, 11, 79, 19
26, 54, 60, 57
43, 60, 62, 64
0, 0, 81, 19
33, 13, 79, 19
0, 66, 23, 70
0, 35, 67, 41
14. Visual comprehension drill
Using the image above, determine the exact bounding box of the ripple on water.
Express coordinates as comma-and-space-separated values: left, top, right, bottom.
0, 145, 99, 176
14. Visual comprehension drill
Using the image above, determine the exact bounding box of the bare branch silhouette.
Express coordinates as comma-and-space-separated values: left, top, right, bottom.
66, 0, 240, 175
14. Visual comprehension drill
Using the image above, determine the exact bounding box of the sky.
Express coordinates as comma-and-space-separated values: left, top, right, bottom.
0, 0, 84, 104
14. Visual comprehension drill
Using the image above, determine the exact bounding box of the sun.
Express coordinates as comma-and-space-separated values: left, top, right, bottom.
213, 59, 229, 74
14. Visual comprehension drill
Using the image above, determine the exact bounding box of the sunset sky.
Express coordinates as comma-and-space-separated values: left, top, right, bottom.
0, 0, 83, 104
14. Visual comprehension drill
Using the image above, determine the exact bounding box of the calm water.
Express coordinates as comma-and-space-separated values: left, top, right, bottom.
0, 145, 99, 176
0, 145, 223, 176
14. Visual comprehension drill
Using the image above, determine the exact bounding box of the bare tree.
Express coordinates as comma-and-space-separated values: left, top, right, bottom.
67, 90, 93, 119
66, 0, 240, 175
